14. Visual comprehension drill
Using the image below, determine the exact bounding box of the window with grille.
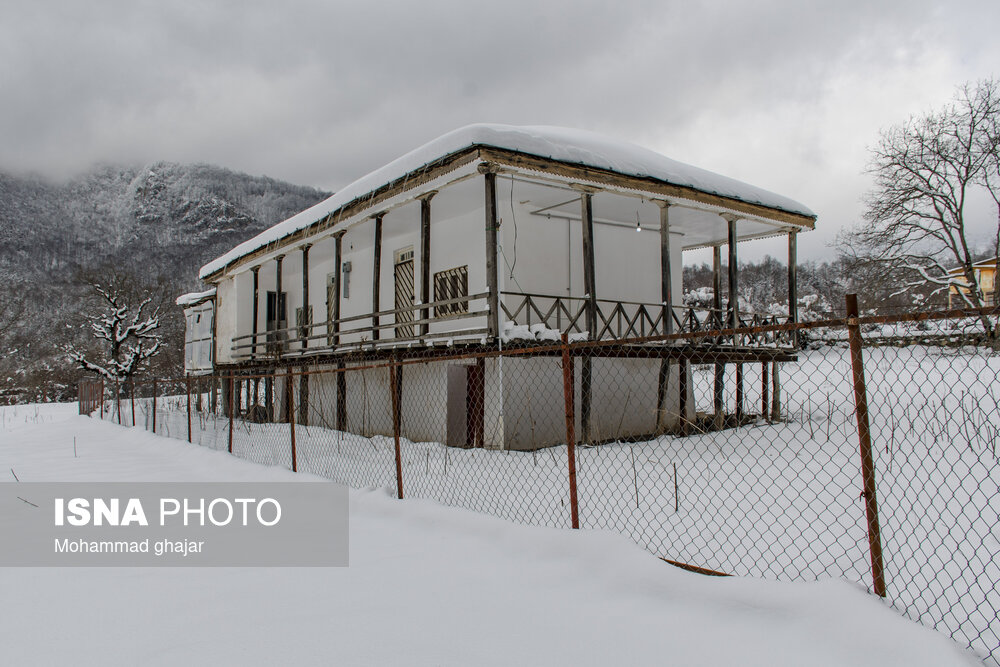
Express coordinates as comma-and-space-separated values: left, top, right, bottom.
434, 266, 469, 317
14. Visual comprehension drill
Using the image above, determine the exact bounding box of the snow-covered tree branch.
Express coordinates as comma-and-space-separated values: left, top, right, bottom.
67, 281, 163, 385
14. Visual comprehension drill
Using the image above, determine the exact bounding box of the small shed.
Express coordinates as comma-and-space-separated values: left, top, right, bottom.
177, 288, 216, 375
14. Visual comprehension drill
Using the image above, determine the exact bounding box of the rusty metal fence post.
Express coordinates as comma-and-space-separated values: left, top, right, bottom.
130, 381, 136, 427
287, 370, 297, 472
186, 375, 192, 443
561, 334, 580, 529
389, 361, 404, 500
228, 375, 234, 455
846, 293, 887, 597
100, 380, 105, 420
152, 379, 157, 434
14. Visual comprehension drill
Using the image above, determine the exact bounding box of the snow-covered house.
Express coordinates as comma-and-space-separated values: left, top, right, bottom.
183, 124, 815, 449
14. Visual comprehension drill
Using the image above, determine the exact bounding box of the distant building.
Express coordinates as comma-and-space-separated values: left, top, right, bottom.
947, 258, 997, 307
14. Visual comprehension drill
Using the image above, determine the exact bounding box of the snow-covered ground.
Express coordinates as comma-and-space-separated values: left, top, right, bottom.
0, 403, 981, 666
125, 344, 1000, 661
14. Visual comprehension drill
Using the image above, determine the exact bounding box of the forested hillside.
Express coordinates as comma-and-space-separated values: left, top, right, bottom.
0, 162, 328, 403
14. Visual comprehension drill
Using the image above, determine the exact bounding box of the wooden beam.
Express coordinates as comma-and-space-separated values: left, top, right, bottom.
372, 214, 383, 341
299, 246, 312, 426
788, 230, 798, 348
579, 192, 596, 445
482, 167, 500, 338
420, 193, 436, 337
580, 192, 597, 337
727, 216, 739, 331
274, 255, 284, 352
712, 245, 722, 327
332, 233, 343, 347
735, 362, 744, 420
477, 147, 817, 229
336, 362, 347, 432
275, 255, 284, 311
251, 266, 260, 360
656, 201, 673, 432
657, 201, 674, 334
301, 244, 311, 350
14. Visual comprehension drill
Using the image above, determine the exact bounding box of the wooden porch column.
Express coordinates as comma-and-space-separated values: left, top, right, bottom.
372, 214, 383, 341
712, 246, 723, 324
333, 230, 346, 431
482, 167, 500, 339
579, 192, 598, 338
726, 216, 739, 331
579, 190, 597, 444
275, 254, 284, 341
251, 266, 260, 360
299, 244, 312, 426
712, 245, 724, 429
332, 232, 343, 347
300, 244, 311, 350
419, 192, 436, 337
788, 230, 798, 347
656, 200, 673, 431
727, 216, 743, 424
657, 201, 674, 334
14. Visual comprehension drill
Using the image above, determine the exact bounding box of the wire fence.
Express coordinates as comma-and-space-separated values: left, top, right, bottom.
84, 300, 1000, 664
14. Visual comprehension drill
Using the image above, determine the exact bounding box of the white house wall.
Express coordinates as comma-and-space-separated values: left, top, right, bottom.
497, 187, 684, 332
214, 277, 237, 365
497, 356, 691, 450
296, 358, 504, 449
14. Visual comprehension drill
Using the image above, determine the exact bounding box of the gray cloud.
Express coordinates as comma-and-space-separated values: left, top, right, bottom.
2, 0, 999, 260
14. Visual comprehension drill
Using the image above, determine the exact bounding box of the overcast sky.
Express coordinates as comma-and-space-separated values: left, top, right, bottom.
3, 0, 999, 261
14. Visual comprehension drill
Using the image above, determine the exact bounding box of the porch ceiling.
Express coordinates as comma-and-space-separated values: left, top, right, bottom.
505, 175, 795, 250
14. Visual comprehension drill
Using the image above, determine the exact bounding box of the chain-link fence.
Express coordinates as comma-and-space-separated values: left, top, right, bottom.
84, 302, 1000, 664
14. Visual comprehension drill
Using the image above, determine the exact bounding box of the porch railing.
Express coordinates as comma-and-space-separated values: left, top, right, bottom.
229, 289, 796, 362
500, 291, 795, 348
231, 291, 490, 361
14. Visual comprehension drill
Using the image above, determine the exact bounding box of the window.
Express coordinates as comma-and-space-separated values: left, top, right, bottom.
434, 266, 469, 317
265, 291, 287, 328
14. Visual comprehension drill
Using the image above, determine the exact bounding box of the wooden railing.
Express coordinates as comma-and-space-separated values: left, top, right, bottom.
228, 290, 795, 361
230, 292, 490, 360
500, 291, 795, 348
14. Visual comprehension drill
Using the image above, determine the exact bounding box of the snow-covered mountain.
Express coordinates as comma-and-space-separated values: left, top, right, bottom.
0, 162, 328, 286
0, 162, 328, 403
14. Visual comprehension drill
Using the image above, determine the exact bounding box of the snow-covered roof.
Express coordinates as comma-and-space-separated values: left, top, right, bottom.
176, 288, 217, 307
948, 257, 998, 273
200, 124, 816, 279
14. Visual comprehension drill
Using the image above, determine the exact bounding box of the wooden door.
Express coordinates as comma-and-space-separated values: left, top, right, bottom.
394, 249, 415, 338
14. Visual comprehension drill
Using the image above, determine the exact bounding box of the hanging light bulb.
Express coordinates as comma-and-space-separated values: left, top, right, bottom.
635, 211, 642, 232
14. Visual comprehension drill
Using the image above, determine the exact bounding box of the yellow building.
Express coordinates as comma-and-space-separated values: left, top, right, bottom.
948, 258, 997, 307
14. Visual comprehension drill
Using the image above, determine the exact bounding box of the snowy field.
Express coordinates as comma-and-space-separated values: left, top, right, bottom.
105, 342, 1000, 664
0, 401, 983, 666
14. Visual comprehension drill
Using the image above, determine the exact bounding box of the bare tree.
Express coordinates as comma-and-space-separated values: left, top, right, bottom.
843, 78, 1000, 329
68, 282, 163, 385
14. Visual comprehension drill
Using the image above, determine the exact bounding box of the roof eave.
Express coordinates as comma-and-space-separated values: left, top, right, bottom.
202, 144, 816, 282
